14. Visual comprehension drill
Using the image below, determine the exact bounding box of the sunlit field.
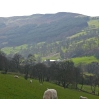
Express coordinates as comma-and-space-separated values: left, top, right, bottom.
72, 56, 98, 66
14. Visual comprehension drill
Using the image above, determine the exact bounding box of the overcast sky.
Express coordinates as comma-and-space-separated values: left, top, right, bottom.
0, 0, 99, 17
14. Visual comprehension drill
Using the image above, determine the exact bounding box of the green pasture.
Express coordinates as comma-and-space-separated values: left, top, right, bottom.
78, 84, 98, 95
1, 44, 28, 55
1, 47, 14, 55
88, 19, 99, 28
0, 74, 98, 99
72, 56, 99, 66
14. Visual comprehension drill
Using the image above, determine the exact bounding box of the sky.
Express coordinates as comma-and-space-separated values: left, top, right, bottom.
0, 0, 99, 17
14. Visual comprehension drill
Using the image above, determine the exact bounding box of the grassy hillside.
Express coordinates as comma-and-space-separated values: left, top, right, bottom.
0, 74, 98, 99
88, 19, 99, 28
72, 56, 99, 66
1, 44, 28, 55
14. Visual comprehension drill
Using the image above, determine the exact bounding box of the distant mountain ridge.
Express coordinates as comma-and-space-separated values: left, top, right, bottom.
0, 12, 81, 26
0, 12, 89, 48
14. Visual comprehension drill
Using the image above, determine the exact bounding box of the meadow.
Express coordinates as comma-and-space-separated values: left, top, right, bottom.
0, 73, 98, 99
88, 19, 99, 28
1, 44, 28, 55
72, 56, 98, 66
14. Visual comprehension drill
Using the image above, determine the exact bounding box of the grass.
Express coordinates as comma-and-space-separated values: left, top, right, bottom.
88, 19, 99, 28
72, 56, 99, 66
78, 84, 98, 95
0, 74, 99, 99
0, 73, 98, 99
1, 47, 14, 55
69, 31, 86, 39
1, 44, 28, 55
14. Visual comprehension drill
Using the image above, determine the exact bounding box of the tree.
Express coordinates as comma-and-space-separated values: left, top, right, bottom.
26, 54, 36, 65
0, 50, 5, 70
74, 67, 81, 89
58, 60, 75, 88
0, 51, 8, 74
24, 54, 36, 79
32, 63, 47, 83
12, 53, 23, 72
48, 62, 60, 82
24, 64, 30, 80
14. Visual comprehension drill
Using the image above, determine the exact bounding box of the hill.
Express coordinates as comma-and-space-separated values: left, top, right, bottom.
0, 12, 88, 48
1, 12, 99, 63
0, 73, 98, 99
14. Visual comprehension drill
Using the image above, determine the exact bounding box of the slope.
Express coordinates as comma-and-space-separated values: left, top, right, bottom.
0, 74, 98, 99
0, 12, 88, 47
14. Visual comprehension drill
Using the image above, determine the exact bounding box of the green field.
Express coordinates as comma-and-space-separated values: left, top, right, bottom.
72, 56, 98, 66
88, 19, 99, 28
0, 74, 98, 99
1, 44, 28, 55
